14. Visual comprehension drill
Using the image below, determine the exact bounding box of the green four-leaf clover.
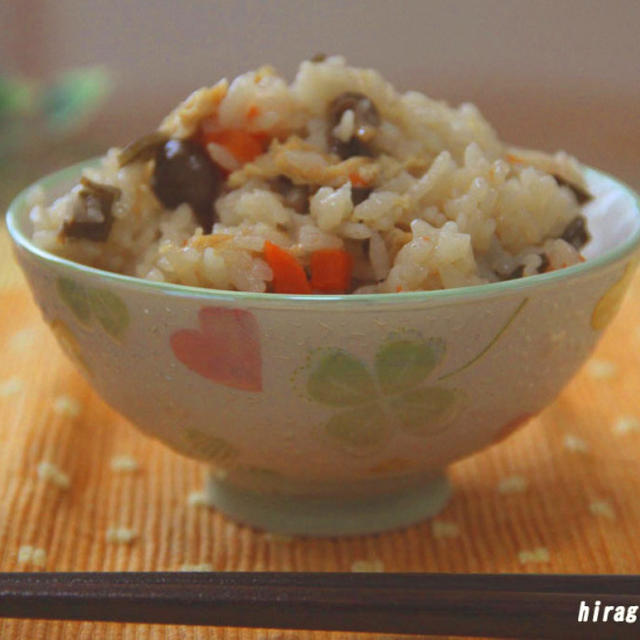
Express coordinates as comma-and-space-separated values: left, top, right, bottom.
306, 337, 463, 455
57, 276, 129, 340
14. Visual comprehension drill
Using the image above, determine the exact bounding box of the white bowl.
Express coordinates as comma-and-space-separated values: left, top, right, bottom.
7, 163, 640, 535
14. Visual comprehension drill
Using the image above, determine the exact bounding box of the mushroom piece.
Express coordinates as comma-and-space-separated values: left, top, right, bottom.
270, 175, 311, 213
151, 138, 224, 230
117, 132, 169, 167
561, 215, 590, 249
327, 92, 380, 159
351, 186, 373, 206
552, 174, 593, 205
62, 176, 121, 242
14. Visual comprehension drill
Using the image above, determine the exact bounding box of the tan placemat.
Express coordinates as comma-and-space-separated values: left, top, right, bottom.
1, 224, 639, 639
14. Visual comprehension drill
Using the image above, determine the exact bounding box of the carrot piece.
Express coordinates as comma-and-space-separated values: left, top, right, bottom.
246, 105, 260, 120
200, 129, 267, 163
349, 172, 367, 187
310, 249, 353, 294
263, 241, 312, 294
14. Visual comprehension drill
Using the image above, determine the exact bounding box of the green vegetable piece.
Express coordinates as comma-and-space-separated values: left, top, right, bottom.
80, 175, 121, 199
390, 386, 461, 436
324, 403, 390, 453
553, 174, 593, 205
56, 277, 91, 325
307, 350, 376, 407
0, 77, 36, 117
117, 131, 169, 167
374, 338, 445, 395
87, 288, 129, 339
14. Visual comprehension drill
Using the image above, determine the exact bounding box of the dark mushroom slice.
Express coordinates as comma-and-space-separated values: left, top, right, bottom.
117, 132, 169, 167
503, 252, 550, 280
151, 138, 224, 230
561, 215, 590, 250
79, 175, 122, 198
351, 187, 372, 206
552, 174, 593, 205
310, 53, 327, 63
537, 253, 550, 273
270, 175, 311, 213
506, 264, 525, 280
327, 92, 380, 159
62, 177, 121, 242
329, 136, 375, 159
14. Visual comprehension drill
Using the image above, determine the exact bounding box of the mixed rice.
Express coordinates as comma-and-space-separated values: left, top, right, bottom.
29, 56, 592, 294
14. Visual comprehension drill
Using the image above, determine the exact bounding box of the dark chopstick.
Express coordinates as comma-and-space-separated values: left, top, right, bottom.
1, 572, 640, 639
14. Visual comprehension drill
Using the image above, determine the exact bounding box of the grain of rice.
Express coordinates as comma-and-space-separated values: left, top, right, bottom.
431, 520, 460, 539
497, 475, 529, 494
0, 376, 24, 397
589, 500, 615, 520
106, 528, 138, 544
110, 455, 140, 472
187, 491, 210, 507
369, 231, 390, 281
206, 142, 240, 172
180, 563, 213, 572
52, 394, 80, 417
333, 108, 356, 142
613, 415, 640, 435
8, 328, 38, 351
586, 359, 617, 379
518, 547, 550, 564
37, 461, 70, 489
564, 434, 589, 453
350, 559, 384, 572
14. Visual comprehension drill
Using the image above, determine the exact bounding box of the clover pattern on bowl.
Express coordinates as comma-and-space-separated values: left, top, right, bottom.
170, 307, 262, 392
299, 335, 464, 456
56, 276, 129, 340
297, 298, 531, 456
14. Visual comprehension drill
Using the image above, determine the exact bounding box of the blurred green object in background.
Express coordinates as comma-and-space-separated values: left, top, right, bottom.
41, 67, 112, 136
0, 66, 112, 213
0, 76, 36, 118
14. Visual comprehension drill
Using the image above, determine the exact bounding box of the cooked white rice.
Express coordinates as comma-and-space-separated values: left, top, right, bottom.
29, 56, 591, 294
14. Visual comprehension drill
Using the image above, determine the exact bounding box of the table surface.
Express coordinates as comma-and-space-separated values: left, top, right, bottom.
1, 221, 639, 640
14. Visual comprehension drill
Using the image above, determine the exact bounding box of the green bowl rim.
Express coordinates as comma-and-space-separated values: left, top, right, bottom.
6, 158, 640, 307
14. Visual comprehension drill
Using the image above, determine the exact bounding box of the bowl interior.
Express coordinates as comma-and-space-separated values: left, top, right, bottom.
581, 171, 640, 259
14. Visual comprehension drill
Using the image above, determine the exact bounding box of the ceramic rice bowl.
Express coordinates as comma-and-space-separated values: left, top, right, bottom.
7, 162, 640, 535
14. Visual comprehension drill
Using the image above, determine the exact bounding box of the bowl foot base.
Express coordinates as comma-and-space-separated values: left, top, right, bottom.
204, 471, 451, 536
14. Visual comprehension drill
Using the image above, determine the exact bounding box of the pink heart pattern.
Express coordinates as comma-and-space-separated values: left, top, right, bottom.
170, 307, 262, 391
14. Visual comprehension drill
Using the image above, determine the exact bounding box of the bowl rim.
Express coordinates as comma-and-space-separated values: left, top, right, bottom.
6, 159, 640, 307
